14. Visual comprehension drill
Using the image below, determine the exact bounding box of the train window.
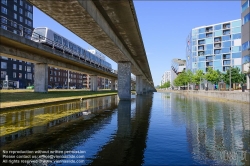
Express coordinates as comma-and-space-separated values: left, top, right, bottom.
63, 38, 68, 47
81, 49, 84, 55
73, 45, 77, 52
78, 47, 81, 54
85, 51, 89, 59
54, 34, 58, 42
69, 42, 73, 50
58, 36, 62, 44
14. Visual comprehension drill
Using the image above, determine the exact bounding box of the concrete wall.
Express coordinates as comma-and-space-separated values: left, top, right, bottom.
157, 90, 250, 103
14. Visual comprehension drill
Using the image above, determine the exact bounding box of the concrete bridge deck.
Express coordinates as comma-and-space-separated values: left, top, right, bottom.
28, 0, 156, 98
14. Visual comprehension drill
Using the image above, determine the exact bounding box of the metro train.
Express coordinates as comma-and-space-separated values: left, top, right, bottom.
31, 27, 112, 72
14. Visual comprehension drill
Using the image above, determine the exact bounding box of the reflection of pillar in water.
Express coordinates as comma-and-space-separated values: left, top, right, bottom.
111, 95, 116, 108
117, 100, 131, 138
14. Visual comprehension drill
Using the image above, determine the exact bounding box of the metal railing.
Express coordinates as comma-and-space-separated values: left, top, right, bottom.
0, 16, 116, 74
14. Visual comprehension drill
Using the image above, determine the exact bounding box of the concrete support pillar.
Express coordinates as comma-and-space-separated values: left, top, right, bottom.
142, 79, 147, 94
136, 75, 143, 95
118, 61, 131, 100
247, 75, 250, 90
34, 63, 48, 93
117, 100, 131, 138
90, 75, 98, 91
111, 79, 116, 91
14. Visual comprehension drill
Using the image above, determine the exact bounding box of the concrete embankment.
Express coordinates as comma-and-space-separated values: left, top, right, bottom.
157, 90, 250, 103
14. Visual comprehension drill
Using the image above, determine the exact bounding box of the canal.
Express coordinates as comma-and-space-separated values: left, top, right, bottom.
0, 92, 249, 165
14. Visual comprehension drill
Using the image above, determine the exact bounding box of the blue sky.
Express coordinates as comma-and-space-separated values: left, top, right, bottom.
33, 1, 241, 86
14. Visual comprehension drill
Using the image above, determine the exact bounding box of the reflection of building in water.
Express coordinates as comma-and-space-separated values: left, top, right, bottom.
161, 93, 172, 115
173, 95, 250, 165
0, 95, 118, 145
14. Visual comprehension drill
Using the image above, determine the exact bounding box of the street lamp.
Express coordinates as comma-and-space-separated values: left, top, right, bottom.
229, 66, 231, 91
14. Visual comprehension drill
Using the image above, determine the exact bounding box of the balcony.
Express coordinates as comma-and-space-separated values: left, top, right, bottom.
206, 27, 213, 32
198, 51, 204, 56
223, 54, 230, 59
206, 56, 213, 61
206, 62, 213, 67
198, 40, 205, 45
214, 43, 221, 48
214, 37, 221, 43
214, 49, 221, 54
223, 30, 230, 35
223, 60, 231, 66
223, 23, 230, 29
198, 46, 204, 51
206, 33, 213, 38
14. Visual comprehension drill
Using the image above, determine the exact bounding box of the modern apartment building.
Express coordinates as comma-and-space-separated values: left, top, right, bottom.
170, 59, 186, 87
161, 71, 171, 86
186, 19, 242, 74
241, 0, 250, 89
1, 0, 34, 88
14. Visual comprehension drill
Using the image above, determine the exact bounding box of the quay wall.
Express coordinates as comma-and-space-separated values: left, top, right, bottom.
157, 90, 250, 103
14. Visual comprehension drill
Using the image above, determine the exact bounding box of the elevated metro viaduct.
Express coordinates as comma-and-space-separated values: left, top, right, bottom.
0, 29, 137, 93
28, 0, 156, 100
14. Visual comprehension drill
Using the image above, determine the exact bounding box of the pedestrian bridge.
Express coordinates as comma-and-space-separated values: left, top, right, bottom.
28, 0, 156, 99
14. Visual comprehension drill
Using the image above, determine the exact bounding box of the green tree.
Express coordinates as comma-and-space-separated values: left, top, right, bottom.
173, 71, 188, 88
186, 69, 194, 90
224, 67, 242, 85
204, 67, 219, 89
160, 81, 171, 89
193, 70, 204, 84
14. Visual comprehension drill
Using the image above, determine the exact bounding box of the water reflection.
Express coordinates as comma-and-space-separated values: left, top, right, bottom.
0, 95, 118, 146
0, 92, 248, 165
89, 94, 153, 166
171, 93, 250, 166
117, 100, 131, 138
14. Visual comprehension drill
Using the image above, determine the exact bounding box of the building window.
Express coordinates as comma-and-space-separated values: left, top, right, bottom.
19, 8, 23, 14
1, 25, 7, 30
27, 73, 32, 80
19, 65, 22, 70
13, 64, 16, 69
1, 17, 7, 24
14, 5, 17, 11
20, 0, 23, 6
14, 0, 17, 3
243, 55, 250, 64
20, 16, 23, 22
243, 13, 250, 25
11, 21, 17, 28
25, 19, 32, 27
14, 13, 17, 19
242, 41, 250, 51
19, 73, 22, 78
1, 0, 7, 5
242, 0, 249, 13
25, 11, 33, 20
1, 71, 6, 78
13, 30, 17, 34
1, 6, 7, 14
1, 62, 7, 69
13, 72, 16, 78
27, 66, 31, 72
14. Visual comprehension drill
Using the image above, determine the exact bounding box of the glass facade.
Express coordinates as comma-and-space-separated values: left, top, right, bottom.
186, 19, 242, 73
